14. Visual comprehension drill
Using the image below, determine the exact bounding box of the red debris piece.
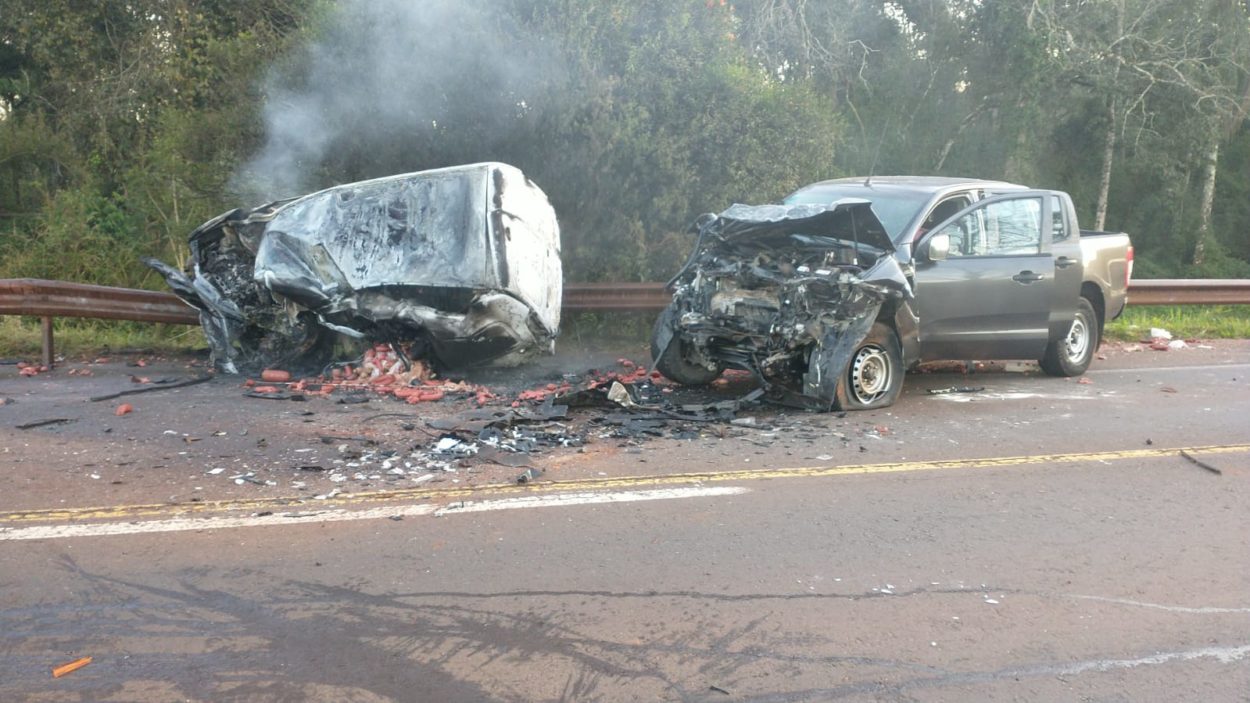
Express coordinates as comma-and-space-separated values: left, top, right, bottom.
115, 403, 134, 416
261, 369, 292, 383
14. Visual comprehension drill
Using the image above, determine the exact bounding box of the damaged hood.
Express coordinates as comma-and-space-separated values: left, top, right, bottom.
653, 198, 911, 410
708, 201, 895, 254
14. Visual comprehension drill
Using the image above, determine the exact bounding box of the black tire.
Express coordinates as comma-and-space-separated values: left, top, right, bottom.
804, 323, 905, 411
836, 323, 905, 410
1039, 297, 1098, 377
650, 305, 722, 386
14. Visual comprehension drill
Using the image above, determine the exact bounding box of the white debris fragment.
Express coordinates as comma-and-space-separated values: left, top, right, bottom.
1150, 327, 1173, 340
207, 468, 225, 475
412, 474, 435, 483
985, 598, 1000, 605
1167, 339, 1187, 349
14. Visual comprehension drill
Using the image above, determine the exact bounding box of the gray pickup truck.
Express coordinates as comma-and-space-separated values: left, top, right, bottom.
651, 176, 1134, 410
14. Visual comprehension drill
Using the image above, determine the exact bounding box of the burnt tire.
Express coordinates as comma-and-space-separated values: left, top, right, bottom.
233, 312, 337, 376
650, 305, 722, 386
1039, 297, 1098, 377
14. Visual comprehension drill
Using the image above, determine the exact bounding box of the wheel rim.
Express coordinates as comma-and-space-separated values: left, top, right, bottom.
850, 345, 891, 404
1063, 314, 1090, 365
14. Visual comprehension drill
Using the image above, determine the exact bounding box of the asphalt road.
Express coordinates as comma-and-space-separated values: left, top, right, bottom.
1, 341, 1247, 701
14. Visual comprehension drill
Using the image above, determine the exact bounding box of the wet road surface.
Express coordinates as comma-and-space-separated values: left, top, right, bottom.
1, 342, 1247, 701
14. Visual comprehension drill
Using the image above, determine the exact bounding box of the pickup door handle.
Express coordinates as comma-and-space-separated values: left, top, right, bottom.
1055, 256, 1077, 269
1012, 271, 1044, 284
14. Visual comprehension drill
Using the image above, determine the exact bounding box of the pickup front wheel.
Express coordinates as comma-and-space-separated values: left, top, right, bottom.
1040, 297, 1099, 377
651, 305, 723, 386
805, 323, 905, 411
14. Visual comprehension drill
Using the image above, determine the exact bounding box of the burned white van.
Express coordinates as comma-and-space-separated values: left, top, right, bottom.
147, 162, 561, 373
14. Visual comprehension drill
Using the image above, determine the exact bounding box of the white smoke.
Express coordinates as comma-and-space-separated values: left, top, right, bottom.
232, 0, 562, 200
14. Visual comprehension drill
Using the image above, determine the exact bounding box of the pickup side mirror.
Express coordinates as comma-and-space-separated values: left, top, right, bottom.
921, 232, 950, 261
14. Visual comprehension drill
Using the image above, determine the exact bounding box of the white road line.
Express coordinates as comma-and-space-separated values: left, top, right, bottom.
1049, 644, 1250, 675
1070, 594, 1250, 614
0, 486, 748, 541
433, 486, 748, 516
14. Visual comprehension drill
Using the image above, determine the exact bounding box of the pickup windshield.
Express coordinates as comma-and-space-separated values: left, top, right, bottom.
784, 186, 929, 240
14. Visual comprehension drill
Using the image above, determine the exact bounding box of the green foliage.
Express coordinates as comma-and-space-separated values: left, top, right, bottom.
1105, 305, 1250, 342
0, 0, 1248, 292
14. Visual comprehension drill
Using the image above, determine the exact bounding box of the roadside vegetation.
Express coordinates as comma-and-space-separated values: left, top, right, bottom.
1104, 305, 1250, 342
3, 1, 1249, 290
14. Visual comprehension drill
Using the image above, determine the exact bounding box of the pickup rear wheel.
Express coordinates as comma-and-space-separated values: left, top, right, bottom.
651, 305, 723, 386
1039, 297, 1098, 377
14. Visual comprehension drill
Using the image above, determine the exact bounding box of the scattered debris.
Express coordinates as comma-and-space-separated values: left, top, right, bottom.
52, 656, 92, 678
516, 468, 544, 484
1179, 450, 1222, 476
16, 418, 75, 430
18, 362, 50, 377
926, 386, 984, 395
115, 403, 134, 416
89, 375, 215, 402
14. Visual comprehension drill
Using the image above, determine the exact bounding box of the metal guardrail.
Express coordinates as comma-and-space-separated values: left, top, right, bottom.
1119, 279, 1250, 306
3, 277, 1247, 366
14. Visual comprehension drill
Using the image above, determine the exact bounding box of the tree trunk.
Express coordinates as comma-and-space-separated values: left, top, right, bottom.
1192, 140, 1219, 266
1094, 99, 1116, 231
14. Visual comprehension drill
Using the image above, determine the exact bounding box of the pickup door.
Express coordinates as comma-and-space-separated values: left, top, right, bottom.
913, 191, 1081, 361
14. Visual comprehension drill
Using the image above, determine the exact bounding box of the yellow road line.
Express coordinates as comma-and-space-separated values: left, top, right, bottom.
3, 443, 1245, 525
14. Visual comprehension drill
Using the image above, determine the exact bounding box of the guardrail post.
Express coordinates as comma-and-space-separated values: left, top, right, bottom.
41, 316, 54, 368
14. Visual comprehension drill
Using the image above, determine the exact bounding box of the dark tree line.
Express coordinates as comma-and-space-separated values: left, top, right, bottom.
2, 0, 1248, 287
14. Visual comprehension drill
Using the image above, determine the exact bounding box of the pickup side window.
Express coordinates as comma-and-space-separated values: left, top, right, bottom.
939, 196, 1043, 257
1051, 195, 1068, 240
914, 195, 972, 245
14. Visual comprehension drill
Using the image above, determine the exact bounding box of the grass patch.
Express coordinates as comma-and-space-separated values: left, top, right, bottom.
1105, 305, 1250, 341
0, 316, 206, 360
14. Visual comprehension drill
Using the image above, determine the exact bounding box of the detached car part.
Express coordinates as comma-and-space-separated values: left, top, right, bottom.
652, 202, 912, 411
147, 163, 562, 374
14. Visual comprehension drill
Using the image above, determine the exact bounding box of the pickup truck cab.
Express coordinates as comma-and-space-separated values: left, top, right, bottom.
652, 176, 1133, 411
785, 177, 1132, 375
